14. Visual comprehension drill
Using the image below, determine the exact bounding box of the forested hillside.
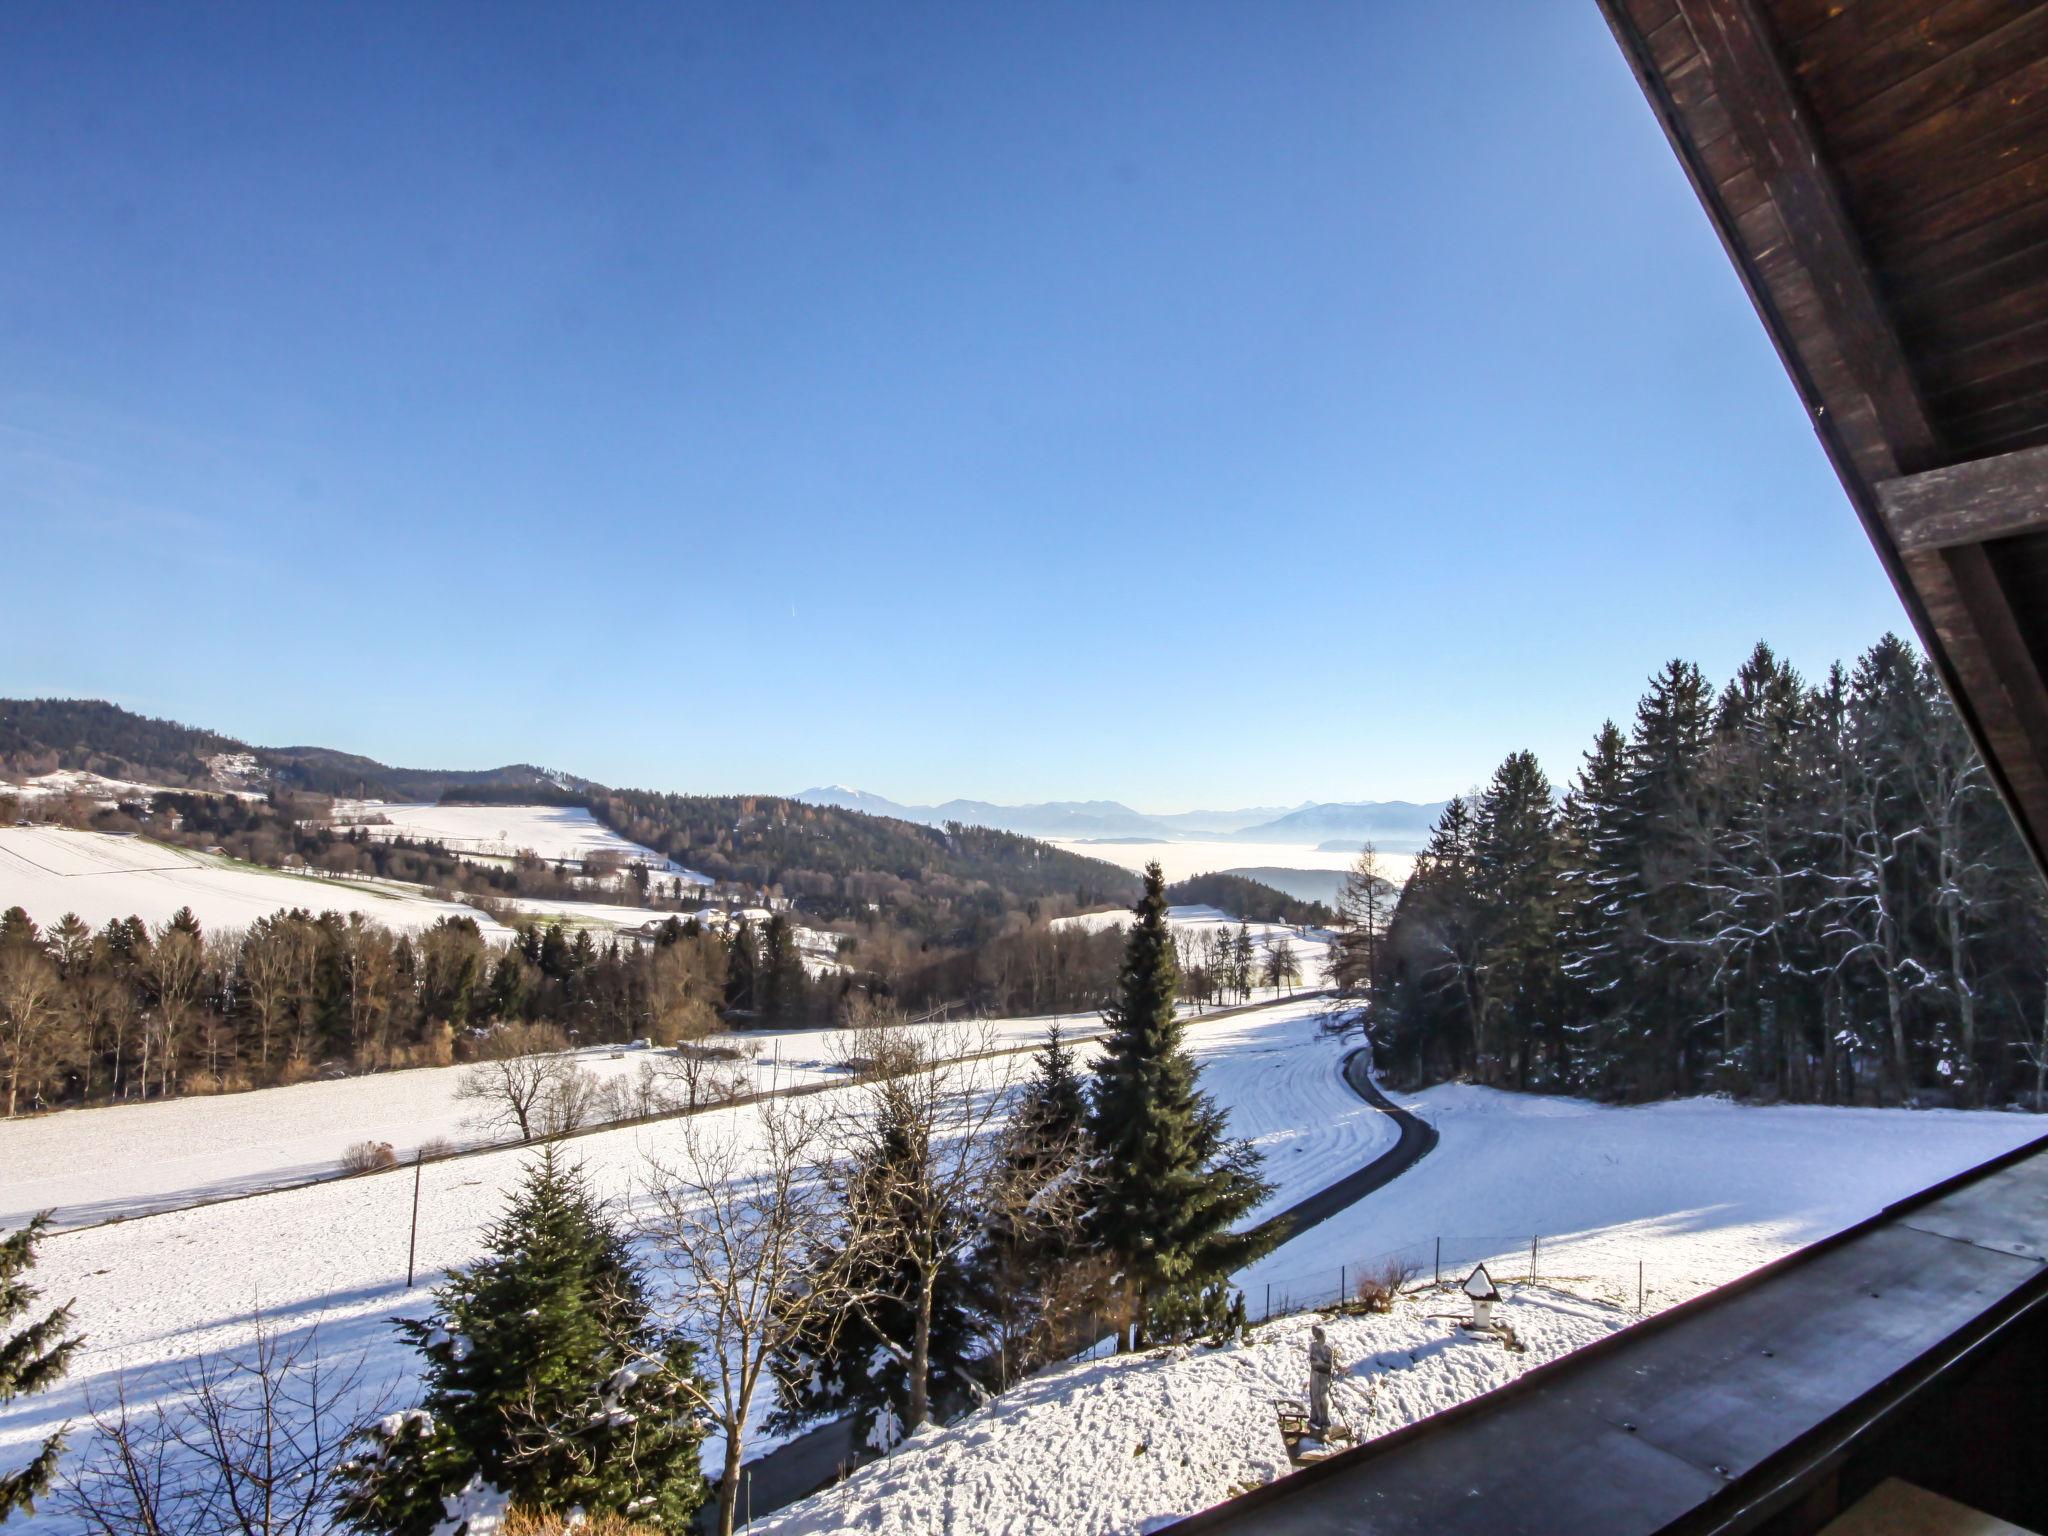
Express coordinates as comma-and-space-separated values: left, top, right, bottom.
1368, 637, 2048, 1109
590, 789, 1140, 940
0, 698, 587, 801
1164, 872, 1333, 927
0, 699, 241, 788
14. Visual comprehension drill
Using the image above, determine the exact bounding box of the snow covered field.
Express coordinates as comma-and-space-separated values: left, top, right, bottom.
1046, 836, 1416, 888
746, 1051, 2045, 1535
4, 993, 2040, 1536
0, 826, 768, 951
1056, 904, 1336, 996
1236, 1080, 2046, 1318
3, 769, 261, 806
0, 825, 507, 938
0, 1007, 1179, 1232
328, 802, 704, 884
0, 1002, 1330, 1514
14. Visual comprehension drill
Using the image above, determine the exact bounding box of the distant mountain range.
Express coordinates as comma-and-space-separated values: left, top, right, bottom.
794, 785, 1448, 851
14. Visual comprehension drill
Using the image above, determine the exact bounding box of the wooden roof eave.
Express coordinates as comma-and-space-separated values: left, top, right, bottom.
1597, 0, 2048, 879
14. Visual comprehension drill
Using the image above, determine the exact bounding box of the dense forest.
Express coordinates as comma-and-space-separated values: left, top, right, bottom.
0, 903, 747, 1113
0, 698, 591, 801
1367, 637, 2048, 1109
1164, 872, 1333, 927
0, 894, 1141, 1112
588, 788, 1140, 939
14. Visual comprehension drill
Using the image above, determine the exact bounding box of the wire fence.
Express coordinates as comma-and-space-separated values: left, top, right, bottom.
1077, 1226, 1699, 1360
1244, 1225, 1697, 1324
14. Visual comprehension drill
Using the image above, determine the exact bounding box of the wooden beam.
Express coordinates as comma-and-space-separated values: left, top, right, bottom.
1673, 0, 1946, 476
1878, 444, 2048, 552
1597, 0, 2048, 879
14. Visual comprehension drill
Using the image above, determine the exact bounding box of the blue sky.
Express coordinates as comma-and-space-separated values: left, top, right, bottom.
0, 2, 1907, 810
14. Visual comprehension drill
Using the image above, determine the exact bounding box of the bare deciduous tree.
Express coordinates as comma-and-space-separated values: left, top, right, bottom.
57, 1321, 386, 1536
640, 1098, 847, 1536
454, 1023, 572, 1142
831, 1020, 1016, 1434
0, 936, 59, 1118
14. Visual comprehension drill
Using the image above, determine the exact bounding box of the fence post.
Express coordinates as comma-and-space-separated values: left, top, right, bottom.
1530, 1235, 1538, 1284
1340, 1265, 1347, 1306
406, 1152, 424, 1289
1434, 1236, 1441, 1288
1265, 1282, 1271, 1321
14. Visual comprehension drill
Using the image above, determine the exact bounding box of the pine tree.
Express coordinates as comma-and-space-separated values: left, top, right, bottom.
723, 919, 758, 1015
1470, 751, 1562, 1087
337, 1147, 708, 1534
1618, 659, 1717, 1095
967, 1020, 1098, 1384
1558, 722, 1633, 1094
1086, 865, 1269, 1350
1, 1214, 80, 1524
757, 915, 806, 1023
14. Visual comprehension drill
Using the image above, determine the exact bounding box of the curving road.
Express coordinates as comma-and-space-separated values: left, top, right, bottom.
720, 1034, 1438, 1529
1242, 1046, 1438, 1256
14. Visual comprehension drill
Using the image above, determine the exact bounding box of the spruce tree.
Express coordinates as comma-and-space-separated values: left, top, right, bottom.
1, 1214, 80, 1524
1470, 751, 1562, 1087
337, 1147, 708, 1534
757, 915, 806, 1023
968, 1022, 1095, 1385
1558, 722, 1634, 1095
723, 919, 758, 1014
1087, 864, 1269, 1350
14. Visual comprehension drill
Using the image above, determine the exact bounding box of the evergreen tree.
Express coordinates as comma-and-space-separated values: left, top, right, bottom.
757, 915, 806, 1023
1617, 659, 1717, 1095
967, 1019, 1099, 1384
1086, 865, 1268, 1350
1470, 751, 1562, 1087
1230, 923, 1253, 1002
1558, 722, 1633, 1094
337, 1147, 708, 1534
0, 1214, 80, 1524
723, 919, 758, 1015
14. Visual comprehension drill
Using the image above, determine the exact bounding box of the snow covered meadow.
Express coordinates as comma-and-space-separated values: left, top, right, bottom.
327, 802, 706, 886
2, 990, 2040, 1535
752, 1287, 1628, 1536
0, 826, 504, 938
0, 825, 829, 958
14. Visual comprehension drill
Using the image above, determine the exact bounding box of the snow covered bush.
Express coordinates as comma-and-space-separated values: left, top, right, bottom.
1353, 1255, 1420, 1313
341, 1141, 398, 1174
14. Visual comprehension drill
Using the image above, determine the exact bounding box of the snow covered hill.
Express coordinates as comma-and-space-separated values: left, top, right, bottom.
0, 825, 506, 937
752, 1288, 1626, 1536
739, 1030, 2045, 1536
327, 801, 706, 884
